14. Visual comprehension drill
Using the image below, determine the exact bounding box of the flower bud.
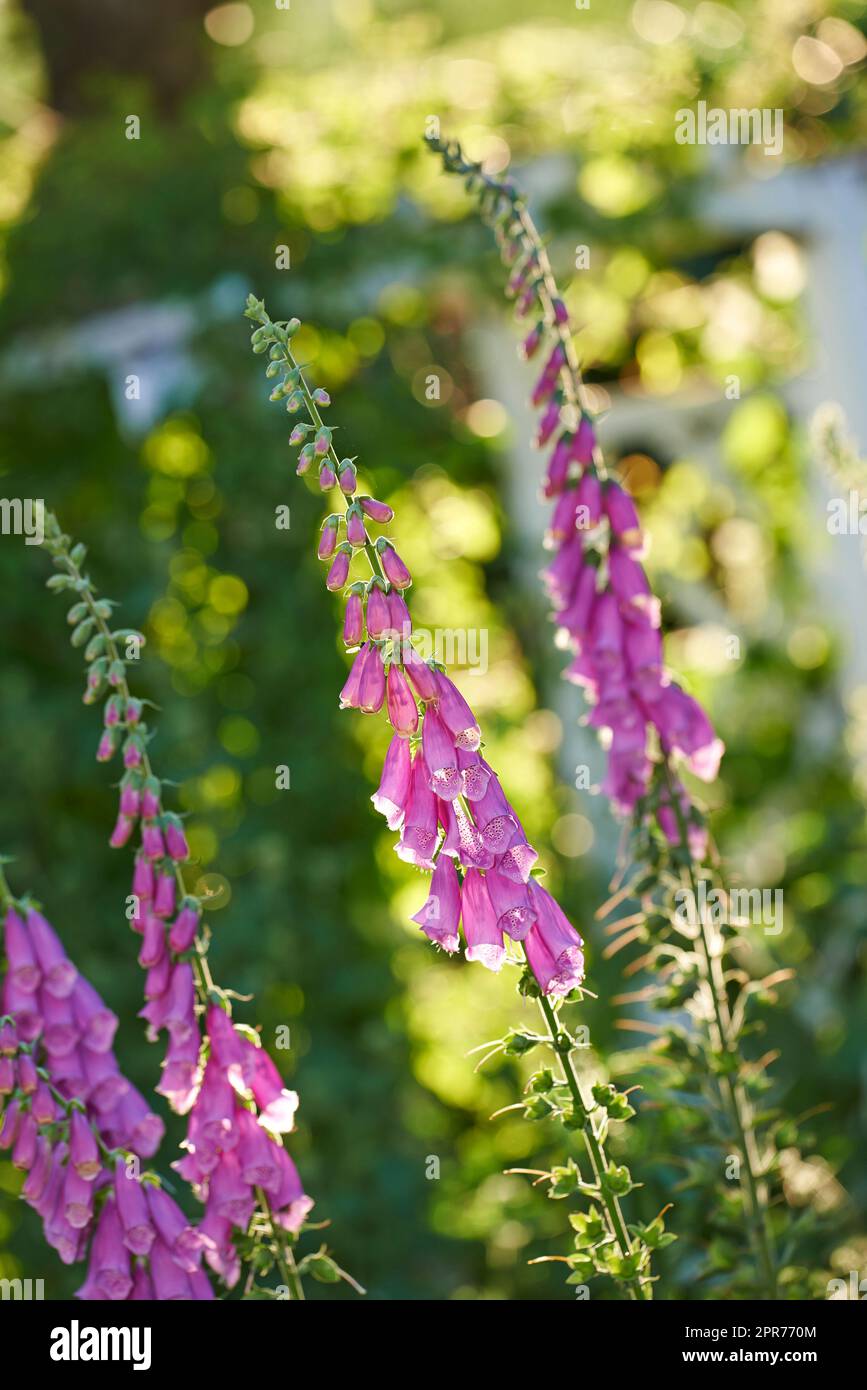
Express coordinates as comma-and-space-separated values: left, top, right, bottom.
325, 545, 351, 591
317, 516, 340, 562
343, 592, 364, 646
376, 540, 411, 590
359, 496, 393, 524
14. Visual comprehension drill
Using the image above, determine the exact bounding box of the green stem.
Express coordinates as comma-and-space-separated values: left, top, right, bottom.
536, 991, 651, 1301
662, 759, 778, 1299
257, 1186, 304, 1300
281, 340, 387, 587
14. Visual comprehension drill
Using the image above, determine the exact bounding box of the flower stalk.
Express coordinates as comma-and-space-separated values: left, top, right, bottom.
426, 131, 781, 1297
246, 294, 660, 1297
37, 513, 358, 1299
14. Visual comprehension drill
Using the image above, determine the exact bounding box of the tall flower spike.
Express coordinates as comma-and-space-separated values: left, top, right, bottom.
427, 131, 782, 1300
38, 511, 361, 1302
246, 292, 656, 1299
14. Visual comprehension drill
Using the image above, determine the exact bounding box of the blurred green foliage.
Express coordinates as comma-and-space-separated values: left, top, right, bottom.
0, 0, 865, 1299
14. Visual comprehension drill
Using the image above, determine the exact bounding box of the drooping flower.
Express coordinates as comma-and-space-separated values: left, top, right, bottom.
411, 855, 461, 953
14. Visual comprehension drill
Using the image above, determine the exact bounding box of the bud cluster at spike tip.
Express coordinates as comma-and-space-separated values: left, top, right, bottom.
1, 899, 214, 1299
248, 297, 586, 997
424, 136, 722, 859
40, 513, 316, 1291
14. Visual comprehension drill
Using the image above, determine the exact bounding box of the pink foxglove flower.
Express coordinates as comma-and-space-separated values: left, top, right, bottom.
386, 662, 419, 736
411, 855, 461, 954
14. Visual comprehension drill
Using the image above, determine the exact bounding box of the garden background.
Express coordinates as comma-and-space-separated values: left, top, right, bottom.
0, 0, 866, 1299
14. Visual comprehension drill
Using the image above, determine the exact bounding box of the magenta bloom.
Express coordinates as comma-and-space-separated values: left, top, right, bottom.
357, 644, 386, 714
404, 648, 439, 701
208, 1149, 255, 1229
421, 705, 461, 801
115, 1162, 156, 1255
4, 910, 40, 994
154, 871, 176, 920
542, 533, 584, 610
325, 546, 351, 591
236, 1108, 283, 1193
69, 1109, 101, 1181
42, 993, 78, 1056
435, 673, 481, 751
130, 1265, 156, 1299
366, 584, 391, 639
162, 963, 197, 1045
0, 1057, 14, 1095
458, 748, 491, 802
146, 1184, 207, 1273
249, 1050, 299, 1134
536, 398, 561, 448
572, 414, 595, 463
163, 816, 189, 862
339, 642, 370, 710
411, 855, 460, 953
12, 1111, 38, 1171
396, 752, 439, 870
387, 587, 411, 637
378, 541, 412, 590
96, 729, 117, 763
141, 778, 161, 819
343, 592, 364, 645
138, 913, 166, 970
119, 779, 141, 818
149, 1238, 198, 1299
608, 546, 654, 616
133, 854, 155, 901
371, 734, 412, 830
543, 433, 573, 497
141, 819, 165, 861
460, 869, 504, 972
485, 865, 536, 941
524, 881, 585, 997
548, 486, 581, 543
650, 683, 724, 782
104, 1087, 165, 1159
521, 323, 543, 358
386, 663, 419, 736
83, 1049, 130, 1113
156, 1029, 201, 1115
360, 496, 393, 524
346, 510, 369, 548
62, 1162, 95, 1228
271, 1150, 314, 1234
0, 1098, 21, 1150
604, 481, 641, 546
470, 765, 520, 856
168, 901, 201, 954
439, 798, 493, 871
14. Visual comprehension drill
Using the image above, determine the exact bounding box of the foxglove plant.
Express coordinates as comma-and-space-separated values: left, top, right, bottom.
427, 133, 788, 1297
38, 512, 358, 1300
0, 864, 213, 1299
246, 295, 668, 1298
